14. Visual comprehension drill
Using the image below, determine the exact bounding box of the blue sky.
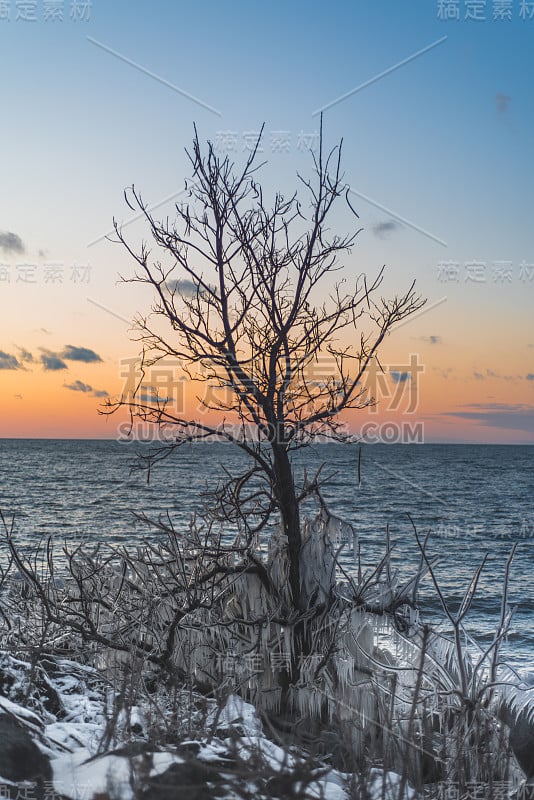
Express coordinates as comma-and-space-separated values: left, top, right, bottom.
0, 0, 533, 440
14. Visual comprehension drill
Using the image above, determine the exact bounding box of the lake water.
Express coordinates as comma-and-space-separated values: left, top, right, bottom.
0, 439, 532, 672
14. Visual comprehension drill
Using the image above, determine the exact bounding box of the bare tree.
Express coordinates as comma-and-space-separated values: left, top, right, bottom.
104, 123, 424, 613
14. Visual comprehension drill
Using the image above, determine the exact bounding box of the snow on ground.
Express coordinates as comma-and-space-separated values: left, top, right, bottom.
0, 652, 418, 800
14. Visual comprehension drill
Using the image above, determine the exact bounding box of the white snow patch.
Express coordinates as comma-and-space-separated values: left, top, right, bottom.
367, 768, 418, 800
150, 751, 184, 776
0, 694, 43, 727
52, 750, 134, 800
46, 720, 103, 753
208, 693, 263, 736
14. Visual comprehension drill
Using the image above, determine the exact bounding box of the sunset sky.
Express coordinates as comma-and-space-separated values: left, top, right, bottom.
0, 0, 532, 443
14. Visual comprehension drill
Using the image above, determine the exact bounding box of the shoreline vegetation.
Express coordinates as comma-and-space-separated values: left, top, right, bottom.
0, 502, 533, 800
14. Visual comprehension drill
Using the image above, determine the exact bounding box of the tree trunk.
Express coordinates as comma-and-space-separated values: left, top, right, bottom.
271, 442, 302, 610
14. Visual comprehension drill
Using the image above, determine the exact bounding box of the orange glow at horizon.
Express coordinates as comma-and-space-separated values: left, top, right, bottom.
1, 318, 532, 442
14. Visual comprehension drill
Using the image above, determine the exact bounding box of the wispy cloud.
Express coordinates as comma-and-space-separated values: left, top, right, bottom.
17, 347, 34, 363
432, 366, 453, 379
442, 403, 534, 434
420, 335, 442, 345
166, 278, 217, 298
461, 402, 527, 411
471, 368, 519, 382
349, 188, 447, 247
372, 220, 401, 239
40, 352, 67, 371
62, 345, 102, 363
166, 279, 199, 297
0, 231, 25, 255
137, 387, 169, 404
7, 343, 103, 373
0, 350, 22, 370
64, 380, 93, 393
390, 371, 410, 384
64, 379, 109, 398
495, 92, 511, 114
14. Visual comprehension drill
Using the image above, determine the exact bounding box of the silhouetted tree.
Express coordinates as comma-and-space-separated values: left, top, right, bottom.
105, 123, 424, 612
